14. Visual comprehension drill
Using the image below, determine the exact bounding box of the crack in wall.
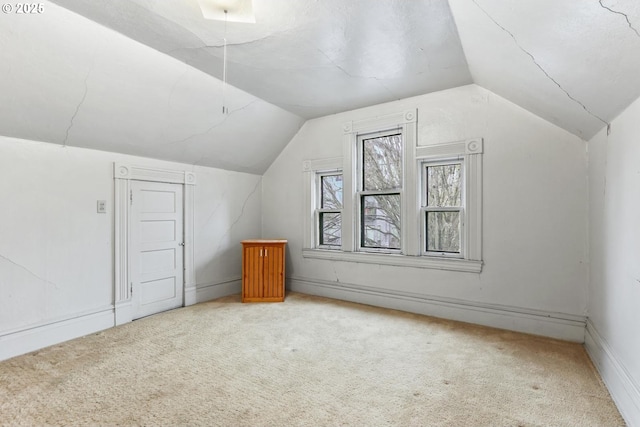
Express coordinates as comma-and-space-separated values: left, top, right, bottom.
598, 0, 640, 39
214, 179, 261, 255
471, 0, 610, 128
0, 253, 59, 289
61, 68, 91, 147
200, 188, 228, 230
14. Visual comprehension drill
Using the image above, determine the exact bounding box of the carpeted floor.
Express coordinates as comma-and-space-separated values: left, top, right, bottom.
0, 292, 624, 426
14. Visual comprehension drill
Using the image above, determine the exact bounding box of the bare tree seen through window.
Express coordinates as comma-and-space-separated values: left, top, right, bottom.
426, 164, 461, 253
361, 133, 402, 249
319, 174, 342, 246
317, 134, 462, 253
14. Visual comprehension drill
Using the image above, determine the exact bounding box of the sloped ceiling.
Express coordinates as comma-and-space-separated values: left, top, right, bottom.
0, 2, 304, 174
449, 0, 640, 139
48, 0, 473, 119
1, 1, 639, 173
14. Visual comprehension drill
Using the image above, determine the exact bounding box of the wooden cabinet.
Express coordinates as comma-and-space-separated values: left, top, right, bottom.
241, 240, 287, 303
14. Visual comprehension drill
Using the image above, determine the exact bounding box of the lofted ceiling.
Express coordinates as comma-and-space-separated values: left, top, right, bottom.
1, 1, 640, 173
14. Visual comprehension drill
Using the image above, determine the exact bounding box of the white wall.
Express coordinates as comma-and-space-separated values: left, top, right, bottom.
586, 95, 640, 425
262, 84, 589, 340
0, 136, 261, 360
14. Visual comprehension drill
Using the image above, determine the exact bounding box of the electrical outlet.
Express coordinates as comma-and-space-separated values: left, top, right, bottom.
97, 200, 107, 213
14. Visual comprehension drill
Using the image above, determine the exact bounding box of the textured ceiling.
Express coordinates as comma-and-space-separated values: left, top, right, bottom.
449, 0, 640, 139
0, 1, 304, 174
1, 0, 640, 173
48, 0, 473, 119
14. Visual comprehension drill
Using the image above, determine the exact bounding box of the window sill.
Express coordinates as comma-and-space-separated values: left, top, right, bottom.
302, 249, 483, 273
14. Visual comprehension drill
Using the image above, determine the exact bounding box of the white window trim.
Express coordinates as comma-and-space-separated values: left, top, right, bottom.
301, 248, 483, 273
343, 110, 418, 256
416, 138, 483, 265
302, 157, 343, 250
302, 110, 483, 274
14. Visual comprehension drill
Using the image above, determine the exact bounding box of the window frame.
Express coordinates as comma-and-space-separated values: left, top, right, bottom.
316, 171, 343, 250
356, 129, 404, 254
301, 156, 343, 251
421, 158, 464, 258
302, 109, 483, 274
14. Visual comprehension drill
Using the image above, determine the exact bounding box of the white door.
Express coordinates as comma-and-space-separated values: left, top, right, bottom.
130, 180, 184, 319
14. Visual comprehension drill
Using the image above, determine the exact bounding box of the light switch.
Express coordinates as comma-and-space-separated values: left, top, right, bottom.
97, 200, 107, 213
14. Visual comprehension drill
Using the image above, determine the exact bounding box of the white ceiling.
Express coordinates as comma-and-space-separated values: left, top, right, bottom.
449, 0, 640, 139
1, 0, 639, 173
48, 0, 473, 119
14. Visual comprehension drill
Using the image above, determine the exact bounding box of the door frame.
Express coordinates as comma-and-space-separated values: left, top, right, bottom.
113, 163, 197, 326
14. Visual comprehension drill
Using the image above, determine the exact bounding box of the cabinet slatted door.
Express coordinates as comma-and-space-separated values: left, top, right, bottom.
243, 245, 263, 299
242, 240, 286, 303
263, 244, 284, 300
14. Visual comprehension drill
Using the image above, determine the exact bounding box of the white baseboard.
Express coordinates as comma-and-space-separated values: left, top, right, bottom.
0, 307, 115, 362
185, 284, 198, 306
0, 276, 241, 363
289, 276, 586, 342
114, 300, 132, 326
585, 320, 640, 427
196, 277, 241, 303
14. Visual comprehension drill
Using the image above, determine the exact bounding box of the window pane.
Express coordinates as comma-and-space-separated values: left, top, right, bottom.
363, 134, 402, 191
427, 164, 461, 207
321, 175, 343, 209
362, 194, 401, 249
319, 212, 341, 246
426, 211, 460, 253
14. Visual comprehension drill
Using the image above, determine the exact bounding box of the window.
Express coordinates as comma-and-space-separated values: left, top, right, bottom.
302, 157, 343, 251
302, 110, 483, 273
317, 173, 343, 248
358, 132, 402, 251
422, 161, 463, 256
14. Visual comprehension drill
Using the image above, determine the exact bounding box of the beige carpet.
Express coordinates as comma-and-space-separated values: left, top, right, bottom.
0, 292, 624, 426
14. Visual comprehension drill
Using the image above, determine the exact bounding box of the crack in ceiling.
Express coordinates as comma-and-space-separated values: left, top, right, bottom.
167, 31, 291, 55
471, 0, 609, 128
167, 99, 260, 148
598, 0, 640, 39
3, 0, 640, 174
50, 0, 472, 121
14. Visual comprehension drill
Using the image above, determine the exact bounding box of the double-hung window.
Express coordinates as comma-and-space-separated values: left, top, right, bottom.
317, 173, 343, 248
422, 161, 463, 256
358, 131, 402, 252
